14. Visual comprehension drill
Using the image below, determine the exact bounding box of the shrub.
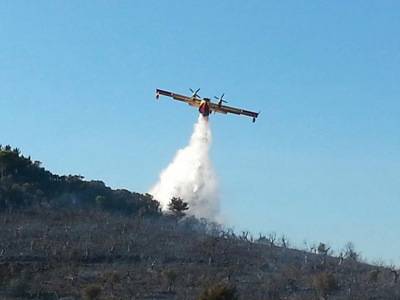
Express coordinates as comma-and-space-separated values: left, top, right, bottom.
265, 276, 286, 300
82, 284, 102, 300
163, 269, 178, 292
199, 282, 238, 300
368, 269, 380, 283
313, 272, 338, 298
8, 277, 30, 298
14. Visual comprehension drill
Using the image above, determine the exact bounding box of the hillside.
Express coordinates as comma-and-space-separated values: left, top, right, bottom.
0, 145, 160, 216
0, 145, 399, 299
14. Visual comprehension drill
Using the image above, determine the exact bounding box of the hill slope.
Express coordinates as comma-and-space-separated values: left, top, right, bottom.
0, 145, 399, 299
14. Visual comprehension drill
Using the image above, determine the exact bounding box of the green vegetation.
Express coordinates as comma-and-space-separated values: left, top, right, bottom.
168, 196, 189, 218
0, 145, 160, 216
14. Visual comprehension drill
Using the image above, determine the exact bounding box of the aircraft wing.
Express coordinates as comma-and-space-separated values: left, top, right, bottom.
210, 102, 259, 121
156, 89, 201, 107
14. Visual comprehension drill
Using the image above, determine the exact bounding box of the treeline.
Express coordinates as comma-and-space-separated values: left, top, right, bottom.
0, 145, 160, 216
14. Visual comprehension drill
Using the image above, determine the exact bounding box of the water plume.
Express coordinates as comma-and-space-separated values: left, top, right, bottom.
149, 115, 219, 219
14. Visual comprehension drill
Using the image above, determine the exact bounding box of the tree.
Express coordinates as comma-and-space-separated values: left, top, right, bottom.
343, 242, 359, 261
317, 243, 330, 255
168, 197, 189, 218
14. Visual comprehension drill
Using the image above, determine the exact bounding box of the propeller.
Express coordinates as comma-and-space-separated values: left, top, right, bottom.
214, 93, 228, 106
190, 88, 201, 98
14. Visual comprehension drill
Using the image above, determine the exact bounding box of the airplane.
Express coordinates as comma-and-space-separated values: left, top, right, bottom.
155, 88, 259, 122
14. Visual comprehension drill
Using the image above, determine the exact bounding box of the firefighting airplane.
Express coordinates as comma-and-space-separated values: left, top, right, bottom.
155, 88, 259, 122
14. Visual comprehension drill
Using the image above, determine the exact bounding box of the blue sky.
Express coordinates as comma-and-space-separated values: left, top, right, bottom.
1, 1, 399, 264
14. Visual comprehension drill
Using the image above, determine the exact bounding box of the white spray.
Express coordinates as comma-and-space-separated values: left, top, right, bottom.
149, 115, 219, 219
